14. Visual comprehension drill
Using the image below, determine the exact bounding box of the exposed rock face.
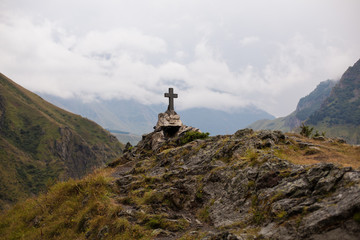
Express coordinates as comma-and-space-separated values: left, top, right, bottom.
54, 126, 121, 179
110, 129, 360, 239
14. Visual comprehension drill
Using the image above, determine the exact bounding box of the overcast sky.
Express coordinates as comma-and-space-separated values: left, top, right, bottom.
1, 0, 359, 116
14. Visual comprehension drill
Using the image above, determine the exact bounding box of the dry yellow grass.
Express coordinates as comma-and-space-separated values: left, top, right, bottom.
280, 133, 360, 169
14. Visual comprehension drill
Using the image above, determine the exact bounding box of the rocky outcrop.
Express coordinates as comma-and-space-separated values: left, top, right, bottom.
110, 129, 360, 239
54, 126, 121, 179
2, 126, 359, 239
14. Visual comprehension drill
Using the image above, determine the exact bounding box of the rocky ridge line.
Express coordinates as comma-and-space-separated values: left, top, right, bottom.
109, 128, 360, 240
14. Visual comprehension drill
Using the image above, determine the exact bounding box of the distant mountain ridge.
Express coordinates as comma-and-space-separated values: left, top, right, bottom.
249, 79, 337, 132
39, 95, 275, 138
0, 73, 123, 209
308, 59, 360, 125
306, 58, 360, 143
249, 58, 360, 144
179, 107, 274, 135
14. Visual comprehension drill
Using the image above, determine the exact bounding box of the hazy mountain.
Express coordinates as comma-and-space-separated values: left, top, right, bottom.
39, 94, 275, 138
249, 58, 360, 144
38, 95, 162, 136
248, 79, 337, 132
306, 58, 360, 144
0, 73, 123, 209
179, 107, 275, 135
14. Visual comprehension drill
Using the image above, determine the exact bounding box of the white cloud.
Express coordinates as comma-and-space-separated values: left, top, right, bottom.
239, 36, 260, 46
75, 29, 167, 57
1, 0, 360, 117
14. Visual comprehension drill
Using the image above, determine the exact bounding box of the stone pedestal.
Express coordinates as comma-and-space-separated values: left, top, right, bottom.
155, 111, 182, 130
136, 110, 200, 151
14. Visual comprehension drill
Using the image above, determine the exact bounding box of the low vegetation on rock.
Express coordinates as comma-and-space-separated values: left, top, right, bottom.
179, 131, 210, 145
1, 128, 360, 239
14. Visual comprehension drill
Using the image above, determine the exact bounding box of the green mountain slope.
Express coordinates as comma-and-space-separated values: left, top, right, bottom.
0, 73, 123, 209
306, 59, 360, 143
1, 129, 360, 239
249, 79, 336, 132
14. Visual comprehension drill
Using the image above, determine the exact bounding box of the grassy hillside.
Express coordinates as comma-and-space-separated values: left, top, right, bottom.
0, 73, 123, 209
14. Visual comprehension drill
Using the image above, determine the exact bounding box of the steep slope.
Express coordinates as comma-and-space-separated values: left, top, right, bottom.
1, 128, 360, 240
249, 79, 337, 132
0, 73, 123, 209
39, 94, 274, 136
307, 59, 360, 144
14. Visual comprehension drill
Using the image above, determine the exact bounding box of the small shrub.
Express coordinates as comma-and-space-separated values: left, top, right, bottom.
276, 210, 287, 219
250, 195, 266, 225
247, 180, 255, 188
314, 130, 320, 137
145, 215, 163, 229
197, 205, 211, 223
180, 131, 209, 145
245, 148, 258, 162
142, 190, 163, 204
300, 123, 313, 138
195, 189, 203, 200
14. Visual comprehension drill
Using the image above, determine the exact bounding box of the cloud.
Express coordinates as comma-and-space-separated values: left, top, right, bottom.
75, 29, 167, 57
239, 36, 260, 46
0, 11, 359, 117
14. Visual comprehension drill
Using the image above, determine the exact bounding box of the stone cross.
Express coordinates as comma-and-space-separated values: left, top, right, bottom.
164, 88, 178, 111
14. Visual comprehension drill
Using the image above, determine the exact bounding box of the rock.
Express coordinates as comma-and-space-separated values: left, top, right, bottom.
155, 110, 182, 132
256, 170, 282, 189
305, 146, 321, 155
151, 229, 174, 237
210, 231, 240, 240
97, 225, 109, 240
298, 141, 315, 149
309, 226, 360, 240
234, 128, 254, 138
335, 138, 347, 144
108, 128, 360, 240
313, 136, 326, 141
